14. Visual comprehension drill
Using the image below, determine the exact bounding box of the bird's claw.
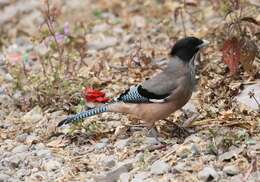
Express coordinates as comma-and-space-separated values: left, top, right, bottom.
171, 122, 190, 138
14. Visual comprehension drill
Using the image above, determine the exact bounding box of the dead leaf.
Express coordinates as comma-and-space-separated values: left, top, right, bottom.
47, 136, 70, 147
239, 39, 258, 75
240, 17, 260, 26
185, 0, 198, 6
222, 37, 241, 75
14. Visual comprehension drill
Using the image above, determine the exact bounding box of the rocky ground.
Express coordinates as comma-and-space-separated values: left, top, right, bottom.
0, 0, 260, 182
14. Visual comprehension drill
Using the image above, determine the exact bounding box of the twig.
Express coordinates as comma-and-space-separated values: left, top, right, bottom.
248, 90, 260, 109
180, 7, 186, 37
242, 156, 257, 182
44, 0, 64, 72
182, 113, 199, 127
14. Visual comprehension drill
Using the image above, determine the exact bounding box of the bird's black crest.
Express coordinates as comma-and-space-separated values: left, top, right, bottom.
170, 37, 203, 63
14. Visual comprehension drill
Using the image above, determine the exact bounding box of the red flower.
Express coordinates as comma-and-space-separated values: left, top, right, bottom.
83, 88, 110, 103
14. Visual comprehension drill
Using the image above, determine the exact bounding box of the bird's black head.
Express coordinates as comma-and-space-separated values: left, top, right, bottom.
170, 37, 208, 62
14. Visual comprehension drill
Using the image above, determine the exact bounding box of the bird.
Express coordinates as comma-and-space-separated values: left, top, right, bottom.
58, 36, 209, 132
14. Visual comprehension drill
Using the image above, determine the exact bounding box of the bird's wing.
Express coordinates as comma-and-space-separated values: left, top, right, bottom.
115, 84, 172, 103
116, 58, 185, 103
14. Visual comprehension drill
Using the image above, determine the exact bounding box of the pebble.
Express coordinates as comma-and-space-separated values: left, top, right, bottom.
119, 172, 131, 182
223, 165, 239, 176
115, 139, 129, 149
150, 160, 170, 175
131, 178, 143, 182
95, 142, 107, 150
17, 168, 30, 179
133, 172, 150, 180
4, 152, 29, 169
92, 23, 110, 33
35, 149, 51, 158
135, 152, 144, 161
88, 37, 118, 50
174, 162, 186, 172
101, 155, 116, 168
0, 173, 10, 182
22, 106, 43, 123
43, 160, 61, 171
100, 138, 109, 143
190, 143, 200, 155
219, 147, 243, 161
94, 163, 133, 182
198, 166, 219, 181
235, 84, 260, 110
12, 144, 28, 153
25, 134, 39, 145
247, 171, 260, 182
176, 146, 191, 158
144, 137, 160, 145
16, 133, 28, 143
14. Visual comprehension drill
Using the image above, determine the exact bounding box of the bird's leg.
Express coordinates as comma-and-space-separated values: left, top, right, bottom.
144, 122, 168, 145
164, 119, 190, 138
182, 112, 199, 127
179, 108, 199, 127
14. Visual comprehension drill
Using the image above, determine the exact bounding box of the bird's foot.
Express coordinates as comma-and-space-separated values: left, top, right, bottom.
126, 124, 166, 144
171, 122, 190, 138
163, 119, 191, 139
146, 127, 158, 138
145, 127, 167, 145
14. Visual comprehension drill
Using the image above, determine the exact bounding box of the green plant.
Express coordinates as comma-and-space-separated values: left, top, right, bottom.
8, 0, 90, 111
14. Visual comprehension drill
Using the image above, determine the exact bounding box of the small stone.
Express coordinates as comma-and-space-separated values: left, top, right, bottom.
247, 171, 260, 182
95, 142, 107, 150
5, 152, 29, 168
17, 168, 30, 179
101, 155, 116, 168
16, 133, 28, 143
13, 91, 22, 100
191, 143, 200, 155
235, 84, 260, 110
92, 23, 110, 32
22, 106, 43, 123
135, 152, 144, 161
230, 174, 243, 182
176, 146, 191, 158
36, 149, 51, 158
29, 171, 48, 181
183, 101, 198, 112
34, 143, 45, 150
246, 139, 256, 145
198, 166, 219, 181
151, 160, 170, 175
100, 138, 109, 143
0, 173, 10, 182
131, 15, 146, 28
94, 163, 133, 182
88, 37, 118, 50
12, 144, 28, 153
202, 155, 216, 162
115, 139, 129, 149
174, 162, 186, 172
4, 73, 13, 81
26, 134, 39, 145
131, 178, 143, 182
133, 172, 151, 180
223, 165, 239, 176
219, 147, 243, 161
144, 137, 159, 145
119, 173, 130, 182
43, 160, 61, 171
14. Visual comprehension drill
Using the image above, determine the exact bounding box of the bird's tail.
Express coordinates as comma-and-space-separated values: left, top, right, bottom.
57, 104, 110, 127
